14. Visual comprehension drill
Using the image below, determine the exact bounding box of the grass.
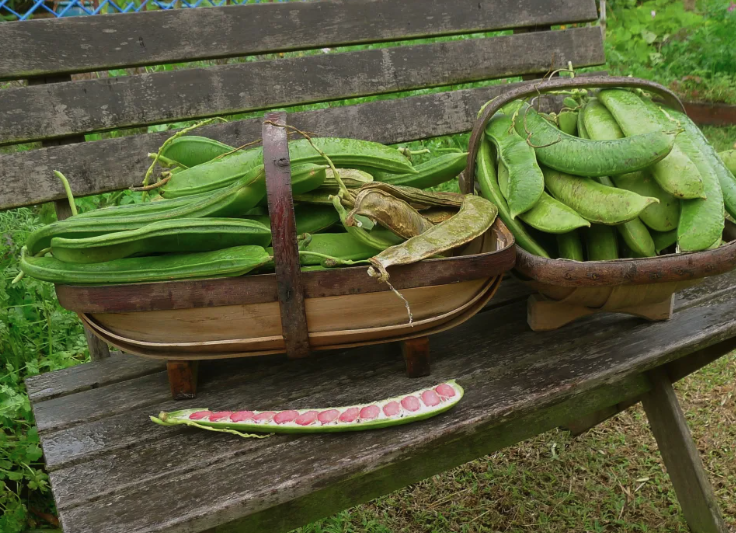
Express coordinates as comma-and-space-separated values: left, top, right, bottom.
295, 352, 736, 533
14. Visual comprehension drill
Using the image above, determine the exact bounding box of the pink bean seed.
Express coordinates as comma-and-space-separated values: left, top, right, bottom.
230, 411, 255, 423
421, 390, 441, 407
435, 383, 456, 399
189, 411, 211, 420
295, 411, 319, 426
401, 395, 421, 412
382, 401, 401, 417
318, 409, 340, 424
273, 410, 299, 424
208, 411, 233, 422
254, 411, 276, 422
338, 407, 360, 423
360, 405, 380, 420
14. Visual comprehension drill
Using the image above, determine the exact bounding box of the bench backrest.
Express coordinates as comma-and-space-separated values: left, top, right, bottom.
0, 0, 603, 213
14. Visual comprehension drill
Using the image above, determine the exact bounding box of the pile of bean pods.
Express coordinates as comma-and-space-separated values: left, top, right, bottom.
476, 88, 736, 260
20, 134, 498, 285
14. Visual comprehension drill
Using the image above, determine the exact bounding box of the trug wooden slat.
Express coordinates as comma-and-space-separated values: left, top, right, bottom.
0, 78, 570, 210
31, 274, 736, 533
0, 27, 605, 145
0, 0, 599, 80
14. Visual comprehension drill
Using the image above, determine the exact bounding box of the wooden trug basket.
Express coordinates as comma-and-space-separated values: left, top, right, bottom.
56, 112, 516, 398
462, 76, 736, 332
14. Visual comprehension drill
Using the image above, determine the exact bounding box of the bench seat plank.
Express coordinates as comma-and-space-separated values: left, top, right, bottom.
0, 27, 604, 145
1, 78, 567, 210
27, 273, 736, 533
0, 0, 598, 80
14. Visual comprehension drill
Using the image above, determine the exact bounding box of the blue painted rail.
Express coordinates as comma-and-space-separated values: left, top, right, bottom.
1, 0, 287, 21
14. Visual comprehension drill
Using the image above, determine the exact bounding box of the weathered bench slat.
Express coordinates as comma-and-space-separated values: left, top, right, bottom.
32, 272, 731, 466
0, 0, 599, 80
24, 352, 164, 403
0, 27, 604, 145
0, 78, 569, 210
45, 272, 736, 533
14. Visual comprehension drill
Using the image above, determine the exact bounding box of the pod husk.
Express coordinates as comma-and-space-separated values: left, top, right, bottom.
346, 189, 433, 240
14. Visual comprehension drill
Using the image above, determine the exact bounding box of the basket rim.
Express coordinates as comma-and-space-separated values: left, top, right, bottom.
514, 221, 736, 287
55, 218, 516, 314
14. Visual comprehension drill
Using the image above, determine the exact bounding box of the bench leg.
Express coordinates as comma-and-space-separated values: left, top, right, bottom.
167, 360, 199, 400
402, 336, 430, 378
641, 367, 728, 533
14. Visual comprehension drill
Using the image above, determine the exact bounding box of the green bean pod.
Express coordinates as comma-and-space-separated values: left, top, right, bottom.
656, 108, 724, 252
498, 162, 589, 234
21, 245, 271, 285
160, 135, 234, 168
293, 233, 377, 265
245, 205, 339, 236
367, 152, 468, 189
664, 111, 736, 221
597, 89, 704, 199
515, 102, 676, 178
163, 138, 416, 198
475, 138, 550, 257
332, 196, 404, 251
616, 217, 656, 257
486, 113, 544, 218
50, 219, 271, 264
27, 172, 267, 255
557, 111, 578, 136
556, 230, 584, 261
720, 150, 736, 176
585, 225, 619, 261
543, 167, 659, 225
651, 229, 678, 254
582, 98, 680, 232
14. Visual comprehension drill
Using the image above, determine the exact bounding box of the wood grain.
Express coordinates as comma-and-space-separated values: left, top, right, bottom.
0, 0, 598, 80
47, 281, 736, 532
642, 368, 728, 533
0, 27, 605, 145
24, 352, 163, 403
0, 78, 571, 210
263, 113, 310, 359
37, 272, 736, 467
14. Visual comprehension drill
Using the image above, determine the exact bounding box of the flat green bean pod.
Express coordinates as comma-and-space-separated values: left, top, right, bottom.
657, 107, 724, 252
720, 150, 736, 176
666, 110, 736, 221
332, 196, 404, 251
160, 135, 234, 168
556, 230, 584, 261
163, 138, 416, 198
245, 205, 339, 235
598, 89, 704, 199
367, 152, 468, 189
582, 98, 680, 232
651, 229, 678, 254
486, 113, 544, 218
516, 102, 676, 178
543, 167, 659, 225
27, 172, 266, 255
21, 245, 271, 285
50, 219, 271, 264
616, 217, 656, 257
498, 162, 589, 234
585, 225, 618, 261
475, 138, 550, 258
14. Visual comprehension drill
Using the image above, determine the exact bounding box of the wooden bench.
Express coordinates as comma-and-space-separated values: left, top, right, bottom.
1, 1, 732, 531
